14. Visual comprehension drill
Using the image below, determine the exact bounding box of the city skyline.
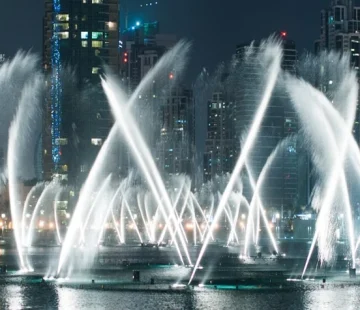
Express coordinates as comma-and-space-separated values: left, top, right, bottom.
1, 1, 360, 306
0, 0, 331, 82
0, 0, 357, 191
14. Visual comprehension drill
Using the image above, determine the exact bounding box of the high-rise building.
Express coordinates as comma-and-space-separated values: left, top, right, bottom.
156, 86, 195, 177
43, 0, 120, 185
121, 22, 176, 92
319, 0, 360, 58
317, 0, 360, 141
235, 33, 299, 212
203, 91, 236, 181
120, 22, 194, 179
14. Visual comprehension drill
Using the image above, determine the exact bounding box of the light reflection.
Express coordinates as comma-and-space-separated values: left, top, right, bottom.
6, 285, 23, 309
304, 286, 359, 310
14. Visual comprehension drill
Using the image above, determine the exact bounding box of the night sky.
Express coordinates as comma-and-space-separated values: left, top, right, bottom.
0, 0, 330, 82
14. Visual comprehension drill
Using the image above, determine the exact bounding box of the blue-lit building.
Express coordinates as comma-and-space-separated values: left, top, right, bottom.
43, 0, 120, 185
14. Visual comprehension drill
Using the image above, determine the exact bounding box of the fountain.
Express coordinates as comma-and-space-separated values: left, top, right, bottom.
0, 37, 359, 286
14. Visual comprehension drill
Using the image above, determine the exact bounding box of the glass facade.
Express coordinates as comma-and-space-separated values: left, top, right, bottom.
203, 92, 236, 181
235, 37, 299, 211
319, 0, 360, 143
43, 0, 120, 185
156, 87, 195, 177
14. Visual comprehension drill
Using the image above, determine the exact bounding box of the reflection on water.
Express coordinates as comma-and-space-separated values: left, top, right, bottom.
5, 285, 23, 310
1, 281, 360, 309
58, 289, 196, 310
304, 286, 360, 310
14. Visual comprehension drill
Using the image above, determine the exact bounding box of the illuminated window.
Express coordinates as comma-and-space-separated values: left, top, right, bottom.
92, 32, 103, 39
61, 165, 68, 172
92, 41, 103, 48
92, 0, 103, 3
80, 165, 87, 173
56, 32, 69, 39
81, 41, 88, 47
55, 138, 68, 146
55, 14, 69, 22
105, 21, 117, 31
92, 67, 100, 74
81, 32, 89, 39
54, 23, 69, 31
91, 138, 103, 146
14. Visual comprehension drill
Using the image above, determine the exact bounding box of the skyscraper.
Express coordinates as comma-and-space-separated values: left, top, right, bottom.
121, 21, 176, 93
122, 21, 162, 91
43, 0, 120, 185
203, 90, 236, 182
120, 21, 194, 179
156, 86, 195, 177
235, 33, 299, 212
317, 0, 360, 141
319, 0, 360, 59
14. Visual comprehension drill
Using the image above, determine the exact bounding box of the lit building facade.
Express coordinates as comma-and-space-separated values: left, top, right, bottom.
317, 0, 360, 142
156, 86, 195, 176
121, 22, 176, 92
43, 0, 120, 185
235, 34, 299, 212
120, 22, 194, 178
203, 91, 236, 181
